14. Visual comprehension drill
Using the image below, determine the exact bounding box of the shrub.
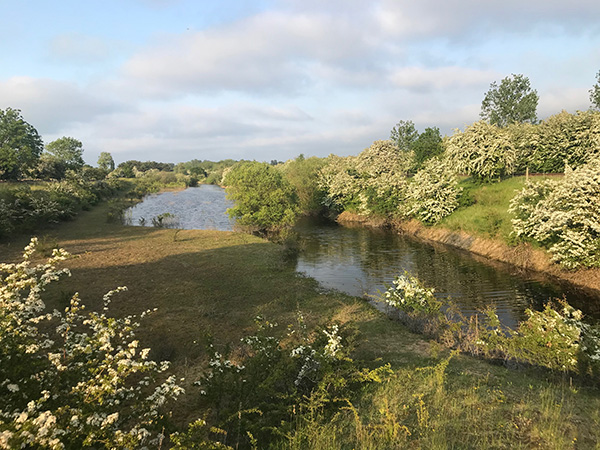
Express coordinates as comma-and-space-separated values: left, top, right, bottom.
476, 301, 600, 376
445, 120, 517, 181
319, 141, 412, 216
224, 161, 299, 233
379, 272, 442, 316
188, 314, 388, 448
278, 155, 327, 216
406, 157, 462, 224
0, 239, 185, 449
510, 157, 600, 269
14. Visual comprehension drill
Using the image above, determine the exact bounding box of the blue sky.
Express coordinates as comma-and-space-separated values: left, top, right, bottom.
1, 0, 599, 165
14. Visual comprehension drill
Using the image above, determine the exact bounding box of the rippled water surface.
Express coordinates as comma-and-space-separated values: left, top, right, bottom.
294, 218, 600, 327
128, 187, 600, 326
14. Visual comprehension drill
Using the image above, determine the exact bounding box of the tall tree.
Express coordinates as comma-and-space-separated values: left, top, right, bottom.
480, 74, 539, 127
390, 120, 419, 151
97, 151, 115, 172
0, 108, 43, 179
46, 136, 85, 171
412, 127, 444, 170
590, 70, 600, 110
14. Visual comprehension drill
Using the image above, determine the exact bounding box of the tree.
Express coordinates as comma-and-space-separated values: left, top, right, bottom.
97, 151, 115, 172
480, 74, 539, 127
0, 108, 43, 180
224, 161, 299, 232
412, 127, 444, 170
390, 120, 419, 151
45, 136, 85, 171
35, 153, 67, 180
590, 70, 600, 110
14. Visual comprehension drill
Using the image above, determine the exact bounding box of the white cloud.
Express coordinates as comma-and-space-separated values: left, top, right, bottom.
389, 66, 498, 92
0, 77, 124, 136
374, 0, 600, 40
121, 11, 376, 98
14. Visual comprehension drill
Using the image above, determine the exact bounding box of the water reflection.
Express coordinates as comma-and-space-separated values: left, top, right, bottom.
125, 185, 235, 231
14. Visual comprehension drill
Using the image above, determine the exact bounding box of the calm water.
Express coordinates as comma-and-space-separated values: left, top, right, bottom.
127, 187, 600, 326
125, 185, 235, 231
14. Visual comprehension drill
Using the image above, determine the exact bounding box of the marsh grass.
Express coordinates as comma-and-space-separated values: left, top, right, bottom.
2, 196, 600, 448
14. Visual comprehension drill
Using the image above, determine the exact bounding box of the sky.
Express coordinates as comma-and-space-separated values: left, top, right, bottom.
1, 0, 600, 165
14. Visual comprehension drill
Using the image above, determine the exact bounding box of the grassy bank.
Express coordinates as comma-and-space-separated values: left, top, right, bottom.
2, 200, 600, 448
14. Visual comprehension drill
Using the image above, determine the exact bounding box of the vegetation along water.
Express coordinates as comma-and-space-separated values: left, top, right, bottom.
2, 96, 600, 448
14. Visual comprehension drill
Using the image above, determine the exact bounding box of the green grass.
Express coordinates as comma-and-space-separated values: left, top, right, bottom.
2, 196, 600, 448
439, 175, 561, 243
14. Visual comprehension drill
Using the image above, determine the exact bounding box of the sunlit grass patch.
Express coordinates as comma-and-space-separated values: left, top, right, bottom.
439, 175, 561, 242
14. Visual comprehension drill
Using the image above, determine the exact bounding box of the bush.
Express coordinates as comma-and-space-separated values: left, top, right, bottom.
186, 315, 388, 448
224, 161, 299, 233
380, 272, 442, 316
278, 155, 327, 216
0, 239, 185, 449
406, 157, 462, 224
319, 141, 412, 216
510, 157, 600, 269
445, 121, 517, 181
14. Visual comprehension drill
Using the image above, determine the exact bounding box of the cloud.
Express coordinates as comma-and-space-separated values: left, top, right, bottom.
389, 66, 498, 92
0, 77, 125, 135
374, 0, 600, 40
121, 11, 376, 98
47, 33, 111, 64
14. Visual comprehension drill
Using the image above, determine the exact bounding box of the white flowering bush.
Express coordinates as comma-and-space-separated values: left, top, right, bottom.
445, 120, 517, 181
380, 272, 441, 316
510, 157, 600, 269
475, 301, 600, 376
191, 314, 388, 448
319, 141, 412, 216
529, 110, 600, 173
406, 157, 462, 224
0, 238, 185, 449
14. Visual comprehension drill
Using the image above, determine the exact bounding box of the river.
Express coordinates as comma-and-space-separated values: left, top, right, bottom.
126, 185, 600, 327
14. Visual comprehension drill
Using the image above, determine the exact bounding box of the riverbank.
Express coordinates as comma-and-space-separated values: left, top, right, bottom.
2, 200, 600, 447
337, 209, 600, 296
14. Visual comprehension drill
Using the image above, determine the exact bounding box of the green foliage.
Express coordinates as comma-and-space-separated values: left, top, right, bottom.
45, 137, 85, 172
523, 110, 600, 173
590, 70, 600, 110
35, 153, 68, 180
97, 152, 115, 172
412, 126, 444, 170
0, 178, 122, 238
278, 155, 327, 216
480, 74, 539, 127
0, 239, 185, 449
225, 161, 299, 233
445, 120, 517, 181
319, 141, 412, 216
191, 315, 389, 448
510, 157, 600, 269
0, 108, 43, 180
115, 160, 174, 178
390, 120, 419, 151
476, 301, 600, 377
